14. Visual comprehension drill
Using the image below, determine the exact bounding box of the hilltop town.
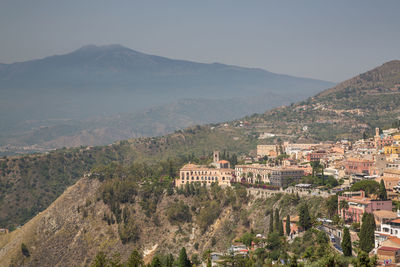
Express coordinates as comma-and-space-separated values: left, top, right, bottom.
175, 127, 400, 265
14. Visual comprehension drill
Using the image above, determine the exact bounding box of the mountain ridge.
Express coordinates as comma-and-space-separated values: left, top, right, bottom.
0, 44, 334, 154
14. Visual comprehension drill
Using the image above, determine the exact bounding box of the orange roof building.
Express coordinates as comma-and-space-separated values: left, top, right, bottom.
177, 163, 234, 187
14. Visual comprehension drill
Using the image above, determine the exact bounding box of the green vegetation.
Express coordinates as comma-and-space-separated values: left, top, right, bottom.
126, 250, 144, 267
269, 211, 274, 234
21, 243, 30, 257
166, 201, 191, 224
0, 146, 120, 229
196, 200, 222, 233
118, 219, 140, 244
378, 179, 388, 200
350, 180, 379, 197
359, 212, 376, 253
0, 120, 259, 230
285, 215, 290, 236
341, 227, 352, 256
274, 208, 280, 232
352, 252, 377, 267
298, 203, 311, 231
325, 195, 338, 218
301, 174, 339, 189
178, 247, 191, 267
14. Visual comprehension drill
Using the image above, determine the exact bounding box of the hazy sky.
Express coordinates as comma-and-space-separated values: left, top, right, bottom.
1, 0, 399, 82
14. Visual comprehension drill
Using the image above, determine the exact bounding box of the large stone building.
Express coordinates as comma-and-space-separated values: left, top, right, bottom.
269, 168, 304, 188
235, 164, 305, 188
176, 151, 234, 187
235, 164, 272, 184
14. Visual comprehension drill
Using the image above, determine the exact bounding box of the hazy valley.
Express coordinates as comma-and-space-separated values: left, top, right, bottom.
0, 45, 334, 155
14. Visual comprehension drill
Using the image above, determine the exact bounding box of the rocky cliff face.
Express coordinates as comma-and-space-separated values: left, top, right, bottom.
0, 173, 325, 266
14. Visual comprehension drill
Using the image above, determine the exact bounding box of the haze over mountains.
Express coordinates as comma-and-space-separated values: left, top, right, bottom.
0, 59, 399, 266
0, 44, 334, 154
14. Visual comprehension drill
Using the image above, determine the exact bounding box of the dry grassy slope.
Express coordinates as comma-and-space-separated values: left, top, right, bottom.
0, 175, 325, 266
317, 60, 400, 97
0, 177, 259, 266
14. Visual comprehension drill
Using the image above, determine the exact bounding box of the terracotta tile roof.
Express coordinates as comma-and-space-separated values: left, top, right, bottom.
218, 160, 230, 164
390, 219, 400, 224
373, 210, 398, 218
378, 246, 400, 251
346, 157, 373, 163
388, 236, 400, 245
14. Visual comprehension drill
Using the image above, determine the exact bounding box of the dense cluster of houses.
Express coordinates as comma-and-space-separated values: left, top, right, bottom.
175, 127, 400, 264
177, 127, 400, 191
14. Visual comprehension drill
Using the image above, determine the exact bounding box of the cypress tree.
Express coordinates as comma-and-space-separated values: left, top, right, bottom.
165, 254, 174, 267
378, 179, 388, 200
341, 227, 352, 256
278, 219, 284, 236
178, 247, 191, 267
359, 213, 376, 253
269, 211, 274, 233
274, 208, 280, 232
286, 215, 291, 236
299, 204, 311, 231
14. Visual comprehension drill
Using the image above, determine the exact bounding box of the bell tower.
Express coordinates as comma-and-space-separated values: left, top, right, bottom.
213, 151, 220, 163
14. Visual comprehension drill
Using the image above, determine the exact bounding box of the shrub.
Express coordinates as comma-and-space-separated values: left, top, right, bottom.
166, 201, 191, 224
197, 201, 221, 232
119, 220, 140, 244
21, 243, 30, 257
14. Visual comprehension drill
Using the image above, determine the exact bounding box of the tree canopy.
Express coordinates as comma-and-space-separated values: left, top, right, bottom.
350, 180, 379, 197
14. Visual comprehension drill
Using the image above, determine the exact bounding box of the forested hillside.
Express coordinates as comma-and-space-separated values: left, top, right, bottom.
0, 125, 256, 229
0, 160, 327, 267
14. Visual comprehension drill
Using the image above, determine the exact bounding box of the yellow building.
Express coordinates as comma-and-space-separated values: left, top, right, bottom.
176, 163, 234, 187
384, 145, 400, 155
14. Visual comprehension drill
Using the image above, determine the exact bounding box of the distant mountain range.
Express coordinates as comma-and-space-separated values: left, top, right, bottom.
1, 60, 399, 266
0, 44, 334, 154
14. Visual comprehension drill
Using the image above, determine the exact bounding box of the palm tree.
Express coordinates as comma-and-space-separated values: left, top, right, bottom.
339, 200, 349, 221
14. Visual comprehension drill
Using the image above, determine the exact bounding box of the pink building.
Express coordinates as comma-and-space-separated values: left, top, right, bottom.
344, 158, 374, 175
338, 191, 393, 223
